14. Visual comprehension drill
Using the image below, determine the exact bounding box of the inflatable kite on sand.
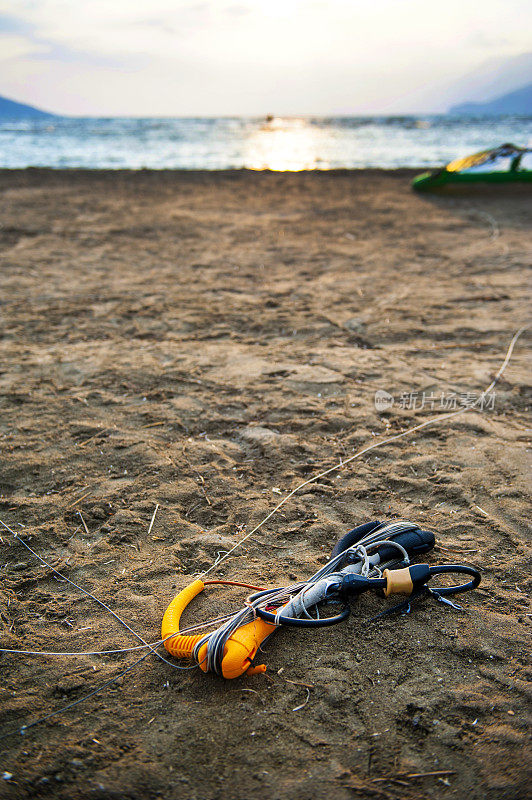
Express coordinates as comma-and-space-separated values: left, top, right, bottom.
412, 143, 532, 190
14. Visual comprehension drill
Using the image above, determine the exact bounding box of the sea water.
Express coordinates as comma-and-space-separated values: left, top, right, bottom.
1, 115, 531, 170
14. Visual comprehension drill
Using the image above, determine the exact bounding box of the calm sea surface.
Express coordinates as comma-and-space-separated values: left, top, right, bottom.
1, 115, 531, 170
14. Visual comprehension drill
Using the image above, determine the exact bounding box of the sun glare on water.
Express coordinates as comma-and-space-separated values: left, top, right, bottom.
244, 117, 329, 171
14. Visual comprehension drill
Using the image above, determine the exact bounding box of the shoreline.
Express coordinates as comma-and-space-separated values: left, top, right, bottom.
0, 165, 422, 176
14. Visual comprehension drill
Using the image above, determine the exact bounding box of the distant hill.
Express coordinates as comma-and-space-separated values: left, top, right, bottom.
442, 52, 532, 110
450, 83, 532, 115
385, 51, 532, 114
0, 95, 55, 119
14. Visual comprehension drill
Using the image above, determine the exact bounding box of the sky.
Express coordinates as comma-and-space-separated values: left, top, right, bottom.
1, 0, 531, 116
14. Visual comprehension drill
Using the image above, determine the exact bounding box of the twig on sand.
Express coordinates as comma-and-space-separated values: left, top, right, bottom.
372, 770, 456, 783
67, 491, 91, 509
78, 428, 112, 447
78, 511, 89, 535
241, 688, 265, 704
196, 474, 212, 506
474, 505, 489, 516
285, 679, 315, 689
405, 771, 456, 778
292, 688, 310, 712
147, 504, 159, 535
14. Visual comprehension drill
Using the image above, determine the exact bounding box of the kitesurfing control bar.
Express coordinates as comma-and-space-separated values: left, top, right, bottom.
161, 520, 481, 679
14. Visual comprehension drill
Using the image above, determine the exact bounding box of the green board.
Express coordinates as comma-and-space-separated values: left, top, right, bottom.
412, 143, 532, 191
413, 169, 532, 190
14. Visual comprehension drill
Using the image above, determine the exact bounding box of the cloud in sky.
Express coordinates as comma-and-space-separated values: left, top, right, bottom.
1, 0, 531, 115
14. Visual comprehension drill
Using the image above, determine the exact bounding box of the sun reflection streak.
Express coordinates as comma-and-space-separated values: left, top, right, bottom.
243, 117, 329, 171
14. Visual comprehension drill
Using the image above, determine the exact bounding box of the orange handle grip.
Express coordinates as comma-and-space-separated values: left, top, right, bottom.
197, 616, 275, 679
162, 579, 206, 658
162, 580, 277, 678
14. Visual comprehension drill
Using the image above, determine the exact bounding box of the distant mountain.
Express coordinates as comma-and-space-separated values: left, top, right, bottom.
443, 52, 532, 110
450, 83, 532, 115
0, 95, 55, 119
386, 51, 532, 114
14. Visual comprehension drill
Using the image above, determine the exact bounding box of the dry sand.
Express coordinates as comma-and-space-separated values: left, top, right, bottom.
0, 168, 530, 799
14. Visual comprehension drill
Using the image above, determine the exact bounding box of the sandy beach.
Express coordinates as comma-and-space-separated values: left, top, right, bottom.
0, 168, 530, 799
